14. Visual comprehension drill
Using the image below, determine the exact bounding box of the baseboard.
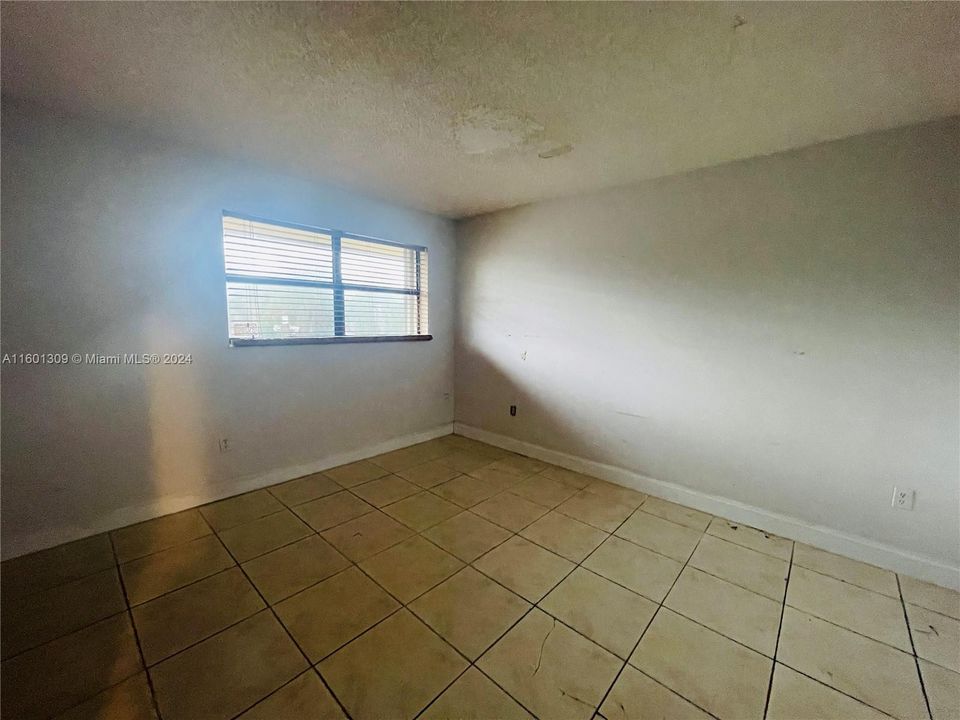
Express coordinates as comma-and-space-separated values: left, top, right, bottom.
2, 422, 455, 561
455, 423, 960, 590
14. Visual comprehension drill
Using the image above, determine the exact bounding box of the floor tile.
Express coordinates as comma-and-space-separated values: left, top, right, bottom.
468, 464, 531, 491
484, 454, 548, 479
217, 509, 313, 562
200, 490, 284, 531
422, 511, 512, 563
412, 438, 458, 458
436, 449, 499, 474
437, 435, 506, 458
294, 490, 374, 531
787, 566, 911, 651
350, 474, 420, 507
706, 517, 792, 560
322, 459, 389, 487
538, 465, 595, 489
120, 534, 234, 605
112, 509, 211, 563
370, 444, 447, 473
615, 510, 702, 562
900, 576, 960, 620
688, 534, 788, 601
478, 608, 621, 720
132, 567, 265, 665
519, 511, 607, 562
600, 665, 712, 720
640, 497, 712, 531
540, 567, 656, 659
511, 474, 578, 508
360, 535, 464, 603
1, 566, 126, 659
1, 613, 142, 720
320, 510, 414, 562
665, 566, 781, 656
410, 567, 530, 660
793, 543, 898, 597
150, 610, 307, 720
777, 606, 927, 720
1, 534, 115, 600
269, 473, 342, 507
767, 663, 890, 720
474, 536, 574, 603
433, 474, 501, 508
920, 658, 960, 720
583, 535, 682, 602
471, 492, 549, 531
319, 609, 467, 720
630, 608, 771, 720
243, 535, 350, 603
398, 459, 461, 488
382, 491, 462, 531
54, 672, 157, 720
420, 667, 533, 720
238, 671, 346, 719
584, 480, 645, 507
907, 603, 960, 672
555, 490, 635, 532
275, 566, 399, 662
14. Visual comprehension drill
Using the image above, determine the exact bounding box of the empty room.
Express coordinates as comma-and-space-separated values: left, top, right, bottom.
1, 2, 958, 719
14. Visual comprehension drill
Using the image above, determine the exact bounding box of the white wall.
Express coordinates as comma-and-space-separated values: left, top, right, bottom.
456, 118, 960, 583
1, 98, 456, 558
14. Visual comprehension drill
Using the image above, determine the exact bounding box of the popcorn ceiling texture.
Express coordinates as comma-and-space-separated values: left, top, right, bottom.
2, 1, 958, 218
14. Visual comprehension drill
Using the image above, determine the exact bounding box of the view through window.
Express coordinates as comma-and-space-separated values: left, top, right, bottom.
222, 213, 429, 344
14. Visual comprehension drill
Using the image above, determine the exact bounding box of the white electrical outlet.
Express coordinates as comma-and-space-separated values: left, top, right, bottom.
218, 438, 231, 453
891, 487, 915, 510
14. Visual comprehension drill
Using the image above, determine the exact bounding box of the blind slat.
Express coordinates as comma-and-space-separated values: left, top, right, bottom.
222, 215, 428, 341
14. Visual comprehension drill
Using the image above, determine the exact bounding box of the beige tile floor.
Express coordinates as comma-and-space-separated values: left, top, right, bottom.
2, 434, 959, 720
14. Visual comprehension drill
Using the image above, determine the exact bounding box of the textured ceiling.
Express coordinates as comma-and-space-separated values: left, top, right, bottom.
2, 2, 958, 218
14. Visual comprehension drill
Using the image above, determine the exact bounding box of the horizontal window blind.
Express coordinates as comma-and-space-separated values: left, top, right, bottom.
222, 214, 428, 343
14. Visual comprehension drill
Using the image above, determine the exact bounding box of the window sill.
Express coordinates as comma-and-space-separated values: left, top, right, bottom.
229, 335, 432, 347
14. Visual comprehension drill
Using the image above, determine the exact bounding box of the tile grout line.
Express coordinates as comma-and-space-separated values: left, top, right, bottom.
3, 468, 641, 720
0, 449, 542, 606
405, 478, 903, 720
22, 536, 165, 720
412, 488, 651, 719
774, 660, 912, 719
108, 530, 165, 720
896, 573, 934, 720
0, 444, 602, 717
8, 438, 947, 720
0, 452, 682, 707
203, 524, 356, 720
0, 443, 790, 718
764, 562, 905, 719
762, 541, 794, 719
780, 602, 920, 655
590, 521, 722, 720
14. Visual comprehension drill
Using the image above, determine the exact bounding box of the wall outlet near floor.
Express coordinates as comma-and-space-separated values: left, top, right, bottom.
891, 487, 915, 510
218, 438, 231, 453
509, 404, 517, 417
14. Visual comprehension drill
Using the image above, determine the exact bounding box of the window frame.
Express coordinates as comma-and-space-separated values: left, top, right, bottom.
222, 211, 432, 347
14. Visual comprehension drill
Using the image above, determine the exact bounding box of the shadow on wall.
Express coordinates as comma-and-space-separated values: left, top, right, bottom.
456, 343, 632, 463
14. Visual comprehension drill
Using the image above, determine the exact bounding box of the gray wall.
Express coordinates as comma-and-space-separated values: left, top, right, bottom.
456, 118, 960, 569
1, 98, 456, 557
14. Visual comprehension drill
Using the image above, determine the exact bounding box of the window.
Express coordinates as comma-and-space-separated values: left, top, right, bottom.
222, 213, 429, 345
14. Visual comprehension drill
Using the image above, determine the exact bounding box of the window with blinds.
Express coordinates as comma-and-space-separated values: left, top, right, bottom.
222, 213, 429, 345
